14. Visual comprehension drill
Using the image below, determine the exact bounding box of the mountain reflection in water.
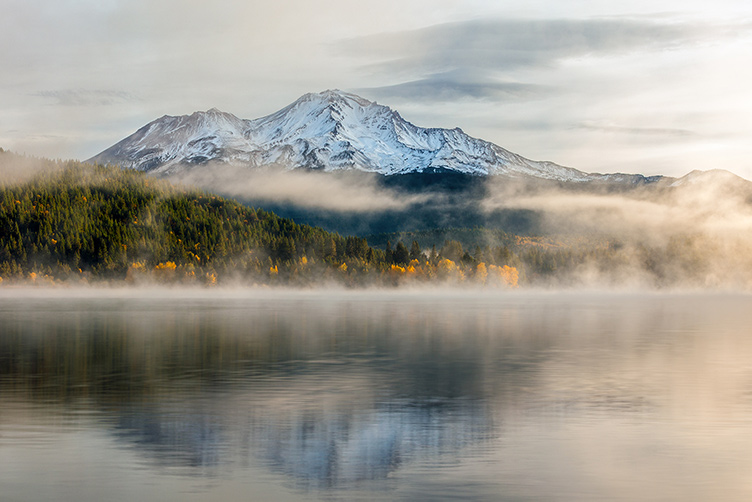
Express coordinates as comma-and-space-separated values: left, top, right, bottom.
0, 290, 499, 489
3, 289, 752, 501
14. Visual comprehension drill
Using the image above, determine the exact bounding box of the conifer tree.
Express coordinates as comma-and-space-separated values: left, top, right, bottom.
409, 240, 422, 261
393, 241, 409, 265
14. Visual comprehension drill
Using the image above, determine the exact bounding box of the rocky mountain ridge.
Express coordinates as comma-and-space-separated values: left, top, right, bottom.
89, 90, 661, 185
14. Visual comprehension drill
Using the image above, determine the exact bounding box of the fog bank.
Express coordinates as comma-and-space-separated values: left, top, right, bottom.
168, 163, 434, 212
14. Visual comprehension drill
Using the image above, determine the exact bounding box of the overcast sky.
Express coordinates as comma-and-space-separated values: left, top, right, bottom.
2, 0, 752, 178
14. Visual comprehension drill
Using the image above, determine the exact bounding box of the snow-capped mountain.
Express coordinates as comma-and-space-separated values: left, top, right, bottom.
88, 90, 657, 184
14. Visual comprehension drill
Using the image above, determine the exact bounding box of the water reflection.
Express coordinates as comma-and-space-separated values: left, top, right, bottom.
253, 397, 493, 489
113, 404, 227, 471
3, 290, 752, 500
0, 291, 500, 487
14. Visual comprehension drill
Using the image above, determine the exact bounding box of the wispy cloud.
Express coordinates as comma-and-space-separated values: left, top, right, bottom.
33, 89, 139, 107
359, 70, 550, 102
346, 18, 738, 72
343, 18, 749, 101
575, 122, 697, 138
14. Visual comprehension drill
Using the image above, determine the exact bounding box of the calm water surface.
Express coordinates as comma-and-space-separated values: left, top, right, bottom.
1, 288, 752, 501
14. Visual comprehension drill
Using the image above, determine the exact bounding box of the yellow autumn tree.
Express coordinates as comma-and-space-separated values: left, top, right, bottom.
500, 265, 519, 287
153, 261, 177, 282
406, 259, 419, 276
126, 261, 146, 282
437, 258, 465, 282
475, 262, 488, 284
488, 264, 519, 288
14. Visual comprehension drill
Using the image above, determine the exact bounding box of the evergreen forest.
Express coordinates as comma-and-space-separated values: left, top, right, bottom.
2, 151, 726, 289
0, 153, 524, 287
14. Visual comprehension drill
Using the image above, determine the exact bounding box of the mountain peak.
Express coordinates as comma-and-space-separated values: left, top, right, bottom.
300, 89, 375, 108
188, 108, 242, 121
89, 90, 657, 183
279, 90, 384, 125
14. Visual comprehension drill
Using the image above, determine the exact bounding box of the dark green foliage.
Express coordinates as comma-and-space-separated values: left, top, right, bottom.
393, 241, 409, 265
366, 228, 519, 252
409, 240, 422, 261
0, 158, 583, 286
0, 160, 382, 283
0, 152, 658, 287
345, 235, 369, 260
440, 240, 464, 262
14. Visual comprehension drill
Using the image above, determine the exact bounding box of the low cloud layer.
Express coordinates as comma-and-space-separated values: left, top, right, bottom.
166, 157, 752, 289
169, 164, 433, 212
481, 171, 752, 288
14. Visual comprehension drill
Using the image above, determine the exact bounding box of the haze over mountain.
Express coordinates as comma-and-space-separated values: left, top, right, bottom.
89, 90, 662, 185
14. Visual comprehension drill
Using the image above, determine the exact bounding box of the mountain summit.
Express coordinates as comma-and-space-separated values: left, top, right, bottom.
89, 90, 655, 183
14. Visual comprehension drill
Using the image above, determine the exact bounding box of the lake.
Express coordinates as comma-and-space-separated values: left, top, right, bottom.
1, 288, 752, 501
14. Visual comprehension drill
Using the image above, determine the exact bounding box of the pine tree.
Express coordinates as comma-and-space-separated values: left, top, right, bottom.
409, 240, 422, 261
393, 241, 409, 265
429, 244, 438, 264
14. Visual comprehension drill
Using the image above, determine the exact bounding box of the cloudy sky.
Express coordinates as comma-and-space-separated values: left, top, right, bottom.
2, 0, 752, 178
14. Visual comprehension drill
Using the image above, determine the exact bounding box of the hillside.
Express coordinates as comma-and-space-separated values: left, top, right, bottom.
0, 154, 383, 285
0, 153, 522, 287
4, 150, 751, 289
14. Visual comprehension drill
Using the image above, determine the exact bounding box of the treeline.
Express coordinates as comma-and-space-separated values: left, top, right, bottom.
0, 155, 521, 287
373, 228, 630, 285
0, 159, 377, 285
1, 152, 723, 288
367, 228, 523, 253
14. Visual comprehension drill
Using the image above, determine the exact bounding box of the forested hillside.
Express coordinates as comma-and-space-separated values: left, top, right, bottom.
0, 153, 521, 287
1, 151, 742, 288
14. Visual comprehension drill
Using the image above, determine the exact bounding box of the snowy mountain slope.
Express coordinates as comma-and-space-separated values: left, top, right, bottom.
89, 90, 657, 184
89, 108, 258, 172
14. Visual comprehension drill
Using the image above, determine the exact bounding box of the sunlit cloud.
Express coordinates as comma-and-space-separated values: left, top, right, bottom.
357, 18, 684, 63
342, 17, 738, 84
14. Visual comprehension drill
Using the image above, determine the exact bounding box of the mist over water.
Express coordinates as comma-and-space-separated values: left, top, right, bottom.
3, 289, 752, 501
483, 172, 752, 288
166, 162, 752, 289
